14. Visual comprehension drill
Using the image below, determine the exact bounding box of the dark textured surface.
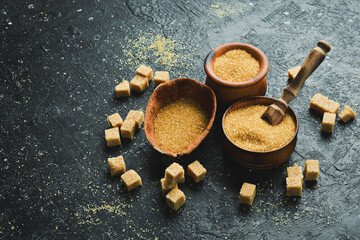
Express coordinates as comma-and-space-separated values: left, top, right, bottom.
1, 0, 359, 239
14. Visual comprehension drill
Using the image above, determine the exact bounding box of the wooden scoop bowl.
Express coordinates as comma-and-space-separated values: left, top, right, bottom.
144, 78, 217, 158
262, 40, 331, 125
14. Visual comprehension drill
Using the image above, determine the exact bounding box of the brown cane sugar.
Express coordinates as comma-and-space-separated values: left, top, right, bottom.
154, 98, 209, 153
161, 178, 177, 196
107, 113, 123, 128
187, 160, 207, 183
136, 64, 153, 80
239, 182, 256, 206
165, 162, 185, 184
213, 49, 260, 83
304, 160, 320, 181
154, 71, 170, 87
105, 127, 121, 147
287, 163, 303, 183
321, 112, 336, 133
166, 188, 186, 211
108, 156, 126, 177
121, 170, 142, 191
309, 93, 340, 114
115, 81, 130, 97
223, 105, 296, 152
339, 105, 356, 123
288, 66, 301, 81
286, 177, 302, 197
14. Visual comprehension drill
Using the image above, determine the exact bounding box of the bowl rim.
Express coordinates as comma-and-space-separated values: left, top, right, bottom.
204, 42, 269, 88
222, 96, 299, 154
144, 77, 217, 157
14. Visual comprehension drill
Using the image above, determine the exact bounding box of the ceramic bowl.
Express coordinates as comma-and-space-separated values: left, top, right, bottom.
222, 96, 299, 169
145, 78, 217, 157
204, 43, 269, 108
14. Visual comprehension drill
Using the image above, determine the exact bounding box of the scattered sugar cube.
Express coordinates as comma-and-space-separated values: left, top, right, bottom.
120, 120, 136, 140
309, 93, 340, 114
165, 163, 185, 184
120, 110, 143, 140
105, 127, 121, 147
166, 188, 186, 211
339, 105, 356, 123
187, 160, 207, 183
154, 71, 170, 87
130, 75, 149, 92
161, 178, 177, 196
304, 160, 320, 181
286, 177, 302, 197
115, 81, 130, 97
108, 156, 126, 177
239, 182, 256, 206
288, 66, 301, 81
136, 65, 153, 80
121, 170, 142, 191
107, 113, 123, 128
287, 163, 303, 183
321, 112, 336, 133
127, 110, 144, 129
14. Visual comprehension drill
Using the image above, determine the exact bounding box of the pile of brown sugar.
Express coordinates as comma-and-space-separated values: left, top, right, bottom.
223, 105, 296, 152
154, 98, 209, 153
213, 49, 260, 83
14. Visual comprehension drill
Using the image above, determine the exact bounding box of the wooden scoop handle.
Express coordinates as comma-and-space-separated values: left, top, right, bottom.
280, 40, 331, 105
261, 40, 331, 126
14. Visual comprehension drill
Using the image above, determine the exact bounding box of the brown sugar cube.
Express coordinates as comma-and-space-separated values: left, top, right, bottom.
130, 75, 149, 92
127, 110, 144, 129
309, 93, 340, 114
108, 156, 126, 177
288, 66, 301, 81
115, 81, 130, 97
120, 110, 143, 140
121, 170, 142, 191
339, 105, 356, 123
136, 64, 153, 80
107, 113, 123, 128
154, 71, 170, 87
105, 127, 121, 147
161, 178, 177, 196
304, 160, 320, 181
321, 112, 336, 133
120, 120, 136, 140
286, 177, 302, 196
239, 182, 256, 206
166, 188, 186, 211
165, 162, 185, 184
187, 160, 207, 183
287, 163, 303, 183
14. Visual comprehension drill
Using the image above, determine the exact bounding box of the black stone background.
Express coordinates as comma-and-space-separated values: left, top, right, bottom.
1, 0, 359, 239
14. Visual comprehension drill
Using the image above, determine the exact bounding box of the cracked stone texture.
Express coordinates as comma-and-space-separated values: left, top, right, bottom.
0, 0, 359, 239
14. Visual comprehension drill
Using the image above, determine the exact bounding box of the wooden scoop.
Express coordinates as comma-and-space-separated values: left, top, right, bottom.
261, 40, 331, 125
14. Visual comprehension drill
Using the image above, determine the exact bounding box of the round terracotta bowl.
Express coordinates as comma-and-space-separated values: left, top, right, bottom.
204, 43, 269, 108
222, 96, 299, 170
145, 78, 217, 157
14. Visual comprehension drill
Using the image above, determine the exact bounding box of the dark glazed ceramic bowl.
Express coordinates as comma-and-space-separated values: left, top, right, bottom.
204, 43, 269, 108
145, 78, 217, 158
222, 96, 299, 169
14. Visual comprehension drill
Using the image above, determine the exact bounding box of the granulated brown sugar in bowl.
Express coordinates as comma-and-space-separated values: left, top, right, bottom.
223, 105, 296, 152
154, 98, 209, 154
213, 49, 260, 83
